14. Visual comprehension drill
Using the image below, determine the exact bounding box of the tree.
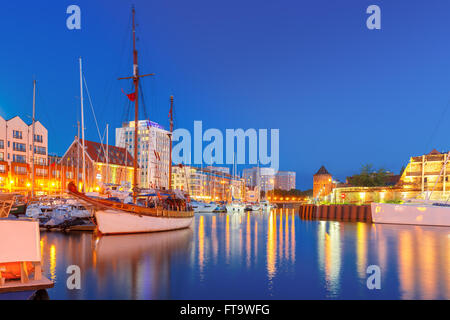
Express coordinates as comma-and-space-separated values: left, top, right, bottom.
349, 164, 388, 187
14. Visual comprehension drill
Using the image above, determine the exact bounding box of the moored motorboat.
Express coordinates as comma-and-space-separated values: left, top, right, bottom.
260, 200, 275, 211
191, 201, 218, 213
226, 201, 246, 213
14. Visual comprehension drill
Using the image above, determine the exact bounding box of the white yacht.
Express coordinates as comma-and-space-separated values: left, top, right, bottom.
226, 201, 246, 213
371, 201, 450, 227
260, 200, 275, 211
191, 201, 218, 213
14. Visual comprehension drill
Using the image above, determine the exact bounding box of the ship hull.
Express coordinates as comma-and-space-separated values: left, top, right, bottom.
95, 210, 194, 234
192, 203, 217, 213
371, 203, 450, 227
226, 204, 245, 213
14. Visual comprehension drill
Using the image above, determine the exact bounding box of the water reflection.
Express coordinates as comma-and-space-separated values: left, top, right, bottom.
317, 221, 342, 296
94, 229, 193, 299
36, 209, 450, 299
316, 221, 450, 299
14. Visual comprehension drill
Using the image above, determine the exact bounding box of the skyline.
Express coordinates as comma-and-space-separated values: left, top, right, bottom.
1, 1, 450, 189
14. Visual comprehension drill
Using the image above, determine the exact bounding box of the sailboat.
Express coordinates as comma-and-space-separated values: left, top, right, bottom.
226, 155, 245, 213
68, 7, 194, 234
371, 151, 450, 227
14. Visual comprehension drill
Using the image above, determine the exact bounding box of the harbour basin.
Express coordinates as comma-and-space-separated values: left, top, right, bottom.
39, 209, 450, 299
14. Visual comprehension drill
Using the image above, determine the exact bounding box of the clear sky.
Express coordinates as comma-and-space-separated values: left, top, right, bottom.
1, 0, 449, 189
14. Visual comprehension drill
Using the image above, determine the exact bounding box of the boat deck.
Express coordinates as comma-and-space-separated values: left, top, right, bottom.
0, 276, 53, 294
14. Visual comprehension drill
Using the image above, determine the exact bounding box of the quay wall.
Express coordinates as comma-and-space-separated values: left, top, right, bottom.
298, 204, 372, 222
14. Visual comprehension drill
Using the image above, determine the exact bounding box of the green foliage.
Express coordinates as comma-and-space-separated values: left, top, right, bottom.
384, 200, 403, 204
269, 188, 312, 198
348, 164, 389, 187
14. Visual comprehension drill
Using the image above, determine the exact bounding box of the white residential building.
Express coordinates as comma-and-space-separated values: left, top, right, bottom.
116, 120, 170, 189
0, 115, 48, 191
242, 167, 275, 192
275, 171, 296, 191
0, 115, 48, 166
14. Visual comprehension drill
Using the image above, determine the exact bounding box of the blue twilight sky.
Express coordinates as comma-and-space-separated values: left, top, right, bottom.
1, 0, 450, 189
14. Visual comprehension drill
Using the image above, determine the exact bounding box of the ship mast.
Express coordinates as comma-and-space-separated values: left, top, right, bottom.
118, 6, 154, 203
168, 96, 174, 190
31, 79, 36, 199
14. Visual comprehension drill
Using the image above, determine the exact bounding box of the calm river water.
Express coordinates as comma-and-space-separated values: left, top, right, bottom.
39, 209, 450, 299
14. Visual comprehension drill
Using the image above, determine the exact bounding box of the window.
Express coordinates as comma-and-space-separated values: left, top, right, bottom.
14, 166, 27, 175
34, 134, 43, 143
36, 168, 48, 176
13, 130, 22, 139
0, 140, 3, 149
0, 152, 3, 161
13, 154, 26, 163
0, 165, 5, 173
13, 142, 26, 152
35, 157, 47, 166
34, 146, 46, 155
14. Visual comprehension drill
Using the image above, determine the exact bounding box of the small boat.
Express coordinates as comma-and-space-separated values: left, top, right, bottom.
0, 218, 53, 299
9, 195, 27, 217
0, 193, 17, 218
226, 201, 246, 213
260, 200, 275, 211
213, 202, 227, 213
191, 201, 218, 213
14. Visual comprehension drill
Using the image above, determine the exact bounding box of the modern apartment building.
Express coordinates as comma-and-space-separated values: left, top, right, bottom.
116, 120, 171, 189
242, 167, 275, 192
172, 165, 245, 201
275, 171, 296, 191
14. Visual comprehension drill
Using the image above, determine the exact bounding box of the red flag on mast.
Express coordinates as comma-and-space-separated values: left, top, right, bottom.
121, 88, 136, 102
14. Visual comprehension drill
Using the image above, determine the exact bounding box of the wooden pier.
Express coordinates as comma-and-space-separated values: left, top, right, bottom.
299, 204, 373, 222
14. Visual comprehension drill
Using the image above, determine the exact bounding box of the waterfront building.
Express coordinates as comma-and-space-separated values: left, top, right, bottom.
0, 115, 48, 192
61, 137, 135, 192
275, 171, 296, 191
313, 166, 335, 198
329, 149, 450, 204
205, 166, 230, 175
242, 167, 275, 192
116, 120, 170, 189
172, 165, 245, 201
